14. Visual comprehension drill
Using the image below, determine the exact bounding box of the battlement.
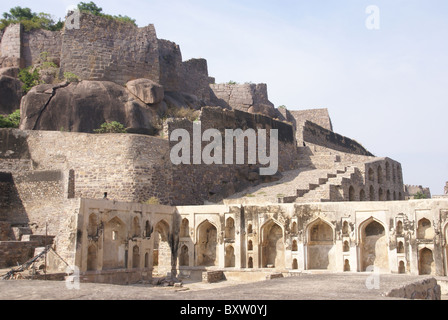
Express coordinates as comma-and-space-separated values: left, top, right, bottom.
0, 13, 212, 103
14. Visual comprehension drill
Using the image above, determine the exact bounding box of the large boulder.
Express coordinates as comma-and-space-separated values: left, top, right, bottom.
209, 83, 278, 118
20, 80, 160, 135
0, 75, 23, 115
126, 78, 164, 105
0, 67, 20, 78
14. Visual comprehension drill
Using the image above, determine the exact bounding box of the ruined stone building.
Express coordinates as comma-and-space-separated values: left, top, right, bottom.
0, 12, 447, 285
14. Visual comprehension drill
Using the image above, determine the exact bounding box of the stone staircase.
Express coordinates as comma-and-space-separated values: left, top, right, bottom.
224, 145, 371, 205
294, 166, 358, 203
297, 146, 342, 170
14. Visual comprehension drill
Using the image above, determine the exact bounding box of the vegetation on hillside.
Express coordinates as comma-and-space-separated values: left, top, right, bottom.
77, 2, 137, 26
0, 6, 63, 31
94, 121, 128, 134
0, 2, 137, 32
414, 192, 429, 199
0, 110, 21, 128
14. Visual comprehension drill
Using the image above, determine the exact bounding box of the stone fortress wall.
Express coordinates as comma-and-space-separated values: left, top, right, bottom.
0, 13, 212, 103
71, 198, 448, 286
1, 12, 444, 295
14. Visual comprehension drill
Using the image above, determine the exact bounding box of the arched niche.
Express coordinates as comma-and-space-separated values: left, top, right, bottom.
132, 216, 141, 238
103, 217, 126, 270
132, 245, 140, 269
359, 218, 389, 272
88, 213, 98, 238
260, 220, 284, 269
180, 218, 190, 238
417, 218, 434, 240
87, 244, 97, 271
196, 220, 219, 267
418, 247, 435, 275
153, 220, 171, 275
225, 217, 235, 240
225, 245, 235, 268
179, 245, 189, 267
306, 219, 335, 270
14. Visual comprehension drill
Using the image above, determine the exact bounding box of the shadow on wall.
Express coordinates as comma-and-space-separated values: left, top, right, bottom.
0, 172, 29, 231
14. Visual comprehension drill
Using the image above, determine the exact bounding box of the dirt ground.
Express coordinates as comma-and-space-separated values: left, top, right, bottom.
0, 272, 445, 300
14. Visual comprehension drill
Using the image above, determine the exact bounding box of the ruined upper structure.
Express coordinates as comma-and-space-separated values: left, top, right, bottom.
3, 11, 445, 288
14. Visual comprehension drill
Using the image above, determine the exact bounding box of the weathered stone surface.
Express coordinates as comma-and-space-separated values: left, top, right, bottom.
164, 91, 205, 111
0, 57, 22, 68
20, 80, 158, 135
209, 83, 277, 118
0, 75, 23, 114
0, 67, 20, 78
126, 78, 164, 105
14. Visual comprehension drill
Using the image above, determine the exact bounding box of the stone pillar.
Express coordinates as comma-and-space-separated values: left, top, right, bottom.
0, 24, 24, 68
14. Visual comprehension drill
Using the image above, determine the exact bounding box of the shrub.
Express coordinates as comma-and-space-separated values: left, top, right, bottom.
77, 1, 103, 16
18, 67, 41, 93
94, 121, 127, 134
63, 72, 80, 83
0, 6, 63, 31
414, 192, 428, 199
0, 110, 20, 128
144, 197, 160, 205
77, 1, 137, 26
165, 107, 200, 122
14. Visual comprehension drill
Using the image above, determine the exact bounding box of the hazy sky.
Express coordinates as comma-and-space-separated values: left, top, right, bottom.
2, 1, 447, 194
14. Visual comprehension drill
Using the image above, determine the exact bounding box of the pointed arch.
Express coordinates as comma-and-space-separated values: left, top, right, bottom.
306, 218, 335, 270
196, 220, 219, 267
180, 218, 190, 238
179, 245, 189, 267
349, 186, 355, 201
292, 259, 298, 270
225, 245, 235, 268
225, 217, 235, 240
417, 218, 434, 240
103, 216, 126, 270
132, 245, 140, 269
292, 240, 298, 252
360, 189, 366, 201
260, 219, 284, 269
88, 213, 98, 238
132, 216, 141, 238
370, 186, 375, 201
419, 247, 434, 275
358, 217, 389, 272
386, 162, 391, 181
87, 244, 97, 271
377, 165, 383, 184
153, 219, 171, 275
307, 218, 334, 243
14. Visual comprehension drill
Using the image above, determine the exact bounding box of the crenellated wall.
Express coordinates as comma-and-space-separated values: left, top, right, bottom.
209, 83, 277, 118
0, 14, 213, 103
300, 120, 373, 156
59, 13, 160, 85
22, 28, 62, 67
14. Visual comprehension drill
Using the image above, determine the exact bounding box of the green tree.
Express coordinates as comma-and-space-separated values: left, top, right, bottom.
18, 67, 41, 93
77, 1, 103, 16
94, 121, 127, 134
3, 6, 34, 20
414, 192, 428, 199
0, 110, 20, 128
0, 6, 63, 31
113, 14, 137, 25
77, 1, 136, 26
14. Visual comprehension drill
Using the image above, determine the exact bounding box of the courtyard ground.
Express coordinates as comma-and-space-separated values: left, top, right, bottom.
0, 272, 445, 300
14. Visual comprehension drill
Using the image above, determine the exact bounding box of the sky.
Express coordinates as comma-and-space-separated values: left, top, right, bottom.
1, 0, 447, 194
